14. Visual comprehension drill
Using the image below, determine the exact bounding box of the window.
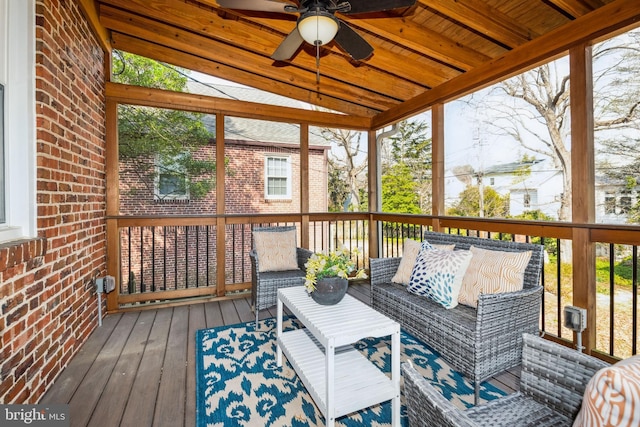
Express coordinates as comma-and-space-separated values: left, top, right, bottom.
0, 0, 36, 242
155, 155, 189, 200
619, 195, 632, 214
523, 193, 531, 208
489, 177, 495, 186
265, 155, 291, 199
604, 193, 616, 215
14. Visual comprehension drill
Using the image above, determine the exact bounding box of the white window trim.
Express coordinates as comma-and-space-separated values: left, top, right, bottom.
264, 154, 291, 200
0, 0, 36, 243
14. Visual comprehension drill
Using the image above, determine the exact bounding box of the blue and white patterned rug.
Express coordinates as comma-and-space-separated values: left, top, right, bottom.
196, 317, 505, 426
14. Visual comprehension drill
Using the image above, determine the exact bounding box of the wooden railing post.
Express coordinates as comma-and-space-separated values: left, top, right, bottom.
431, 103, 445, 232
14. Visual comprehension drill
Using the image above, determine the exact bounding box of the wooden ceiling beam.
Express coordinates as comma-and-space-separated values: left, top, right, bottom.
111, 33, 380, 118
373, 0, 640, 128
99, 6, 403, 112
78, 0, 111, 52
546, 0, 605, 18
98, 0, 427, 102
106, 82, 371, 130
338, 14, 492, 70
417, 0, 537, 48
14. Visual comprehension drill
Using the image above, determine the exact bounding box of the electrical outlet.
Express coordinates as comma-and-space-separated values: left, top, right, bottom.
563, 306, 587, 332
105, 276, 116, 293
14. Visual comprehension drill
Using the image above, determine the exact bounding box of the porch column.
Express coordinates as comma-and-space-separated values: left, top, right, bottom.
216, 114, 226, 297
300, 124, 310, 248
105, 99, 119, 312
570, 43, 596, 353
368, 129, 378, 258
431, 103, 445, 231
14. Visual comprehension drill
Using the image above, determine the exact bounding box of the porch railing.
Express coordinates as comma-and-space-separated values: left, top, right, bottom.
106, 212, 640, 360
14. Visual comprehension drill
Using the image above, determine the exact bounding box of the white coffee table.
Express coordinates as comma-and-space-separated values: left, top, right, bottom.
276, 286, 401, 426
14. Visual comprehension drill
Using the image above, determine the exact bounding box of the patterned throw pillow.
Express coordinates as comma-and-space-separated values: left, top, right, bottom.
573, 355, 640, 427
458, 246, 532, 308
253, 229, 298, 272
391, 239, 455, 285
407, 241, 473, 309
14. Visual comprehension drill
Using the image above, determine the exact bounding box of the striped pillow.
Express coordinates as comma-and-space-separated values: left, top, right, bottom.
573, 355, 640, 427
458, 246, 532, 308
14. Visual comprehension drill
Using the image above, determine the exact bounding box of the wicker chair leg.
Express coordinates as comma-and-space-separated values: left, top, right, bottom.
255, 308, 259, 328
474, 381, 480, 406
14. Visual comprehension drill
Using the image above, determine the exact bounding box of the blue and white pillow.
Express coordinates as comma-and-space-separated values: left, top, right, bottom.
407, 241, 473, 309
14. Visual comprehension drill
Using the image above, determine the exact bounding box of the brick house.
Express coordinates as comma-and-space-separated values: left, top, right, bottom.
118, 83, 330, 293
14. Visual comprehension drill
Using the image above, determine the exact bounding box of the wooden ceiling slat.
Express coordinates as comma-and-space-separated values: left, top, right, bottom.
78, 0, 111, 52
106, 82, 372, 130
99, 6, 403, 112
417, 0, 537, 48
99, 0, 427, 104
373, 0, 640, 128
111, 33, 380, 118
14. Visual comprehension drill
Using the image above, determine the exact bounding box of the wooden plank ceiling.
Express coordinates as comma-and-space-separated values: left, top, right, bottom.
97, 0, 616, 121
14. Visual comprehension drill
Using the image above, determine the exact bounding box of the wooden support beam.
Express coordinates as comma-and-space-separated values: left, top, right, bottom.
300, 124, 310, 249
216, 114, 226, 298
105, 82, 371, 130
105, 99, 119, 311
368, 130, 379, 259
431, 104, 445, 231
570, 43, 596, 354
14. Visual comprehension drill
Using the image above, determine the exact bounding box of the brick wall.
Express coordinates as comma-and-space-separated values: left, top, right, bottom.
0, 0, 106, 404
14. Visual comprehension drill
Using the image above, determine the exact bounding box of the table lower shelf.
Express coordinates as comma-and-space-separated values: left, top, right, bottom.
278, 328, 397, 419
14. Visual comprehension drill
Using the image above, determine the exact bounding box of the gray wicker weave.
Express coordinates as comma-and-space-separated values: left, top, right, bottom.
249, 226, 313, 326
370, 231, 544, 404
402, 333, 609, 426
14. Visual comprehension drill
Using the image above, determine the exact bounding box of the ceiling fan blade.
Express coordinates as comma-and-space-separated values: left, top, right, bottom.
342, 0, 417, 14
217, 0, 296, 13
271, 28, 305, 60
333, 21, 373, 61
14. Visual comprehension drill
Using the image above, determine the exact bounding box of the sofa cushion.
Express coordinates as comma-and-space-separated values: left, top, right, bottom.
407, 242, 473, 309
573, 355, 640, 427
458, 246, 532, 308
253, 229, 298, 272
391, 239, 455, 285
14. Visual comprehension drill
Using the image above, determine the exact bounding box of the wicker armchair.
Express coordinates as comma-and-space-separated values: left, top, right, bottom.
370, 231, 544, 404
402, 333, 609, 427
249, 226, 313, 326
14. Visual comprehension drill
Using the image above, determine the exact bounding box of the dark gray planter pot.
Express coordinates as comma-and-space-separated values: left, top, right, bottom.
310, 277, 348, 305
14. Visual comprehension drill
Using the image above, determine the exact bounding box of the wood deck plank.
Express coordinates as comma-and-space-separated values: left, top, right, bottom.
153, 306, 189, 427
185, 304, 207, 427
87, 310, 155, 427
233, 297, 254, 324
119, 308, 172, 427
219, 299, 241, 325
68, 312, 139, 427
40, 312, 123, 405
204, 301, 224, 328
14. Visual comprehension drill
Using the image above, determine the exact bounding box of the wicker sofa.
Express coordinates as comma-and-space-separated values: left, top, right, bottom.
370, 231, 544, 404
401, 333, 609, 426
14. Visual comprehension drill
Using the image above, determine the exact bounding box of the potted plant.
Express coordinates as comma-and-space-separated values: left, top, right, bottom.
304, 248, 367, 305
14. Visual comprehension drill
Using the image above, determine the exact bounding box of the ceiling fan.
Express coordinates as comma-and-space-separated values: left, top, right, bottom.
216, 0, 417, 61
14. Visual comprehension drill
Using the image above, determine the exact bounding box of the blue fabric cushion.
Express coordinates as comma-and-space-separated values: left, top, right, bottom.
407, 241, 473, 309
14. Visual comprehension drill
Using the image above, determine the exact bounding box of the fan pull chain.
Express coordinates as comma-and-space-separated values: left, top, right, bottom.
316, 42, 321, 84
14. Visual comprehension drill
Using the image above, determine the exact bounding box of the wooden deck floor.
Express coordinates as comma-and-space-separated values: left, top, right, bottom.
40, 283, 520, 427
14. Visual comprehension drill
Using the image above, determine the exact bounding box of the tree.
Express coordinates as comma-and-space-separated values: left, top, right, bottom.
385, 119, 432, 211
322, 128, 367, 212
447, 186, 509, 218
114, 51, 217, 199
381, 163, 421, 214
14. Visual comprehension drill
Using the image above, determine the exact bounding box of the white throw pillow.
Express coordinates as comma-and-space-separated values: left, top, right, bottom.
407, 241, 473, 309
253, 229, 298, 272
391, 239, 454, 285
458, 246, 532, 308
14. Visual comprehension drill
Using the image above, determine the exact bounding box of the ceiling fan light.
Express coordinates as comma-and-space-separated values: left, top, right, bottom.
297, 11, 339, 46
